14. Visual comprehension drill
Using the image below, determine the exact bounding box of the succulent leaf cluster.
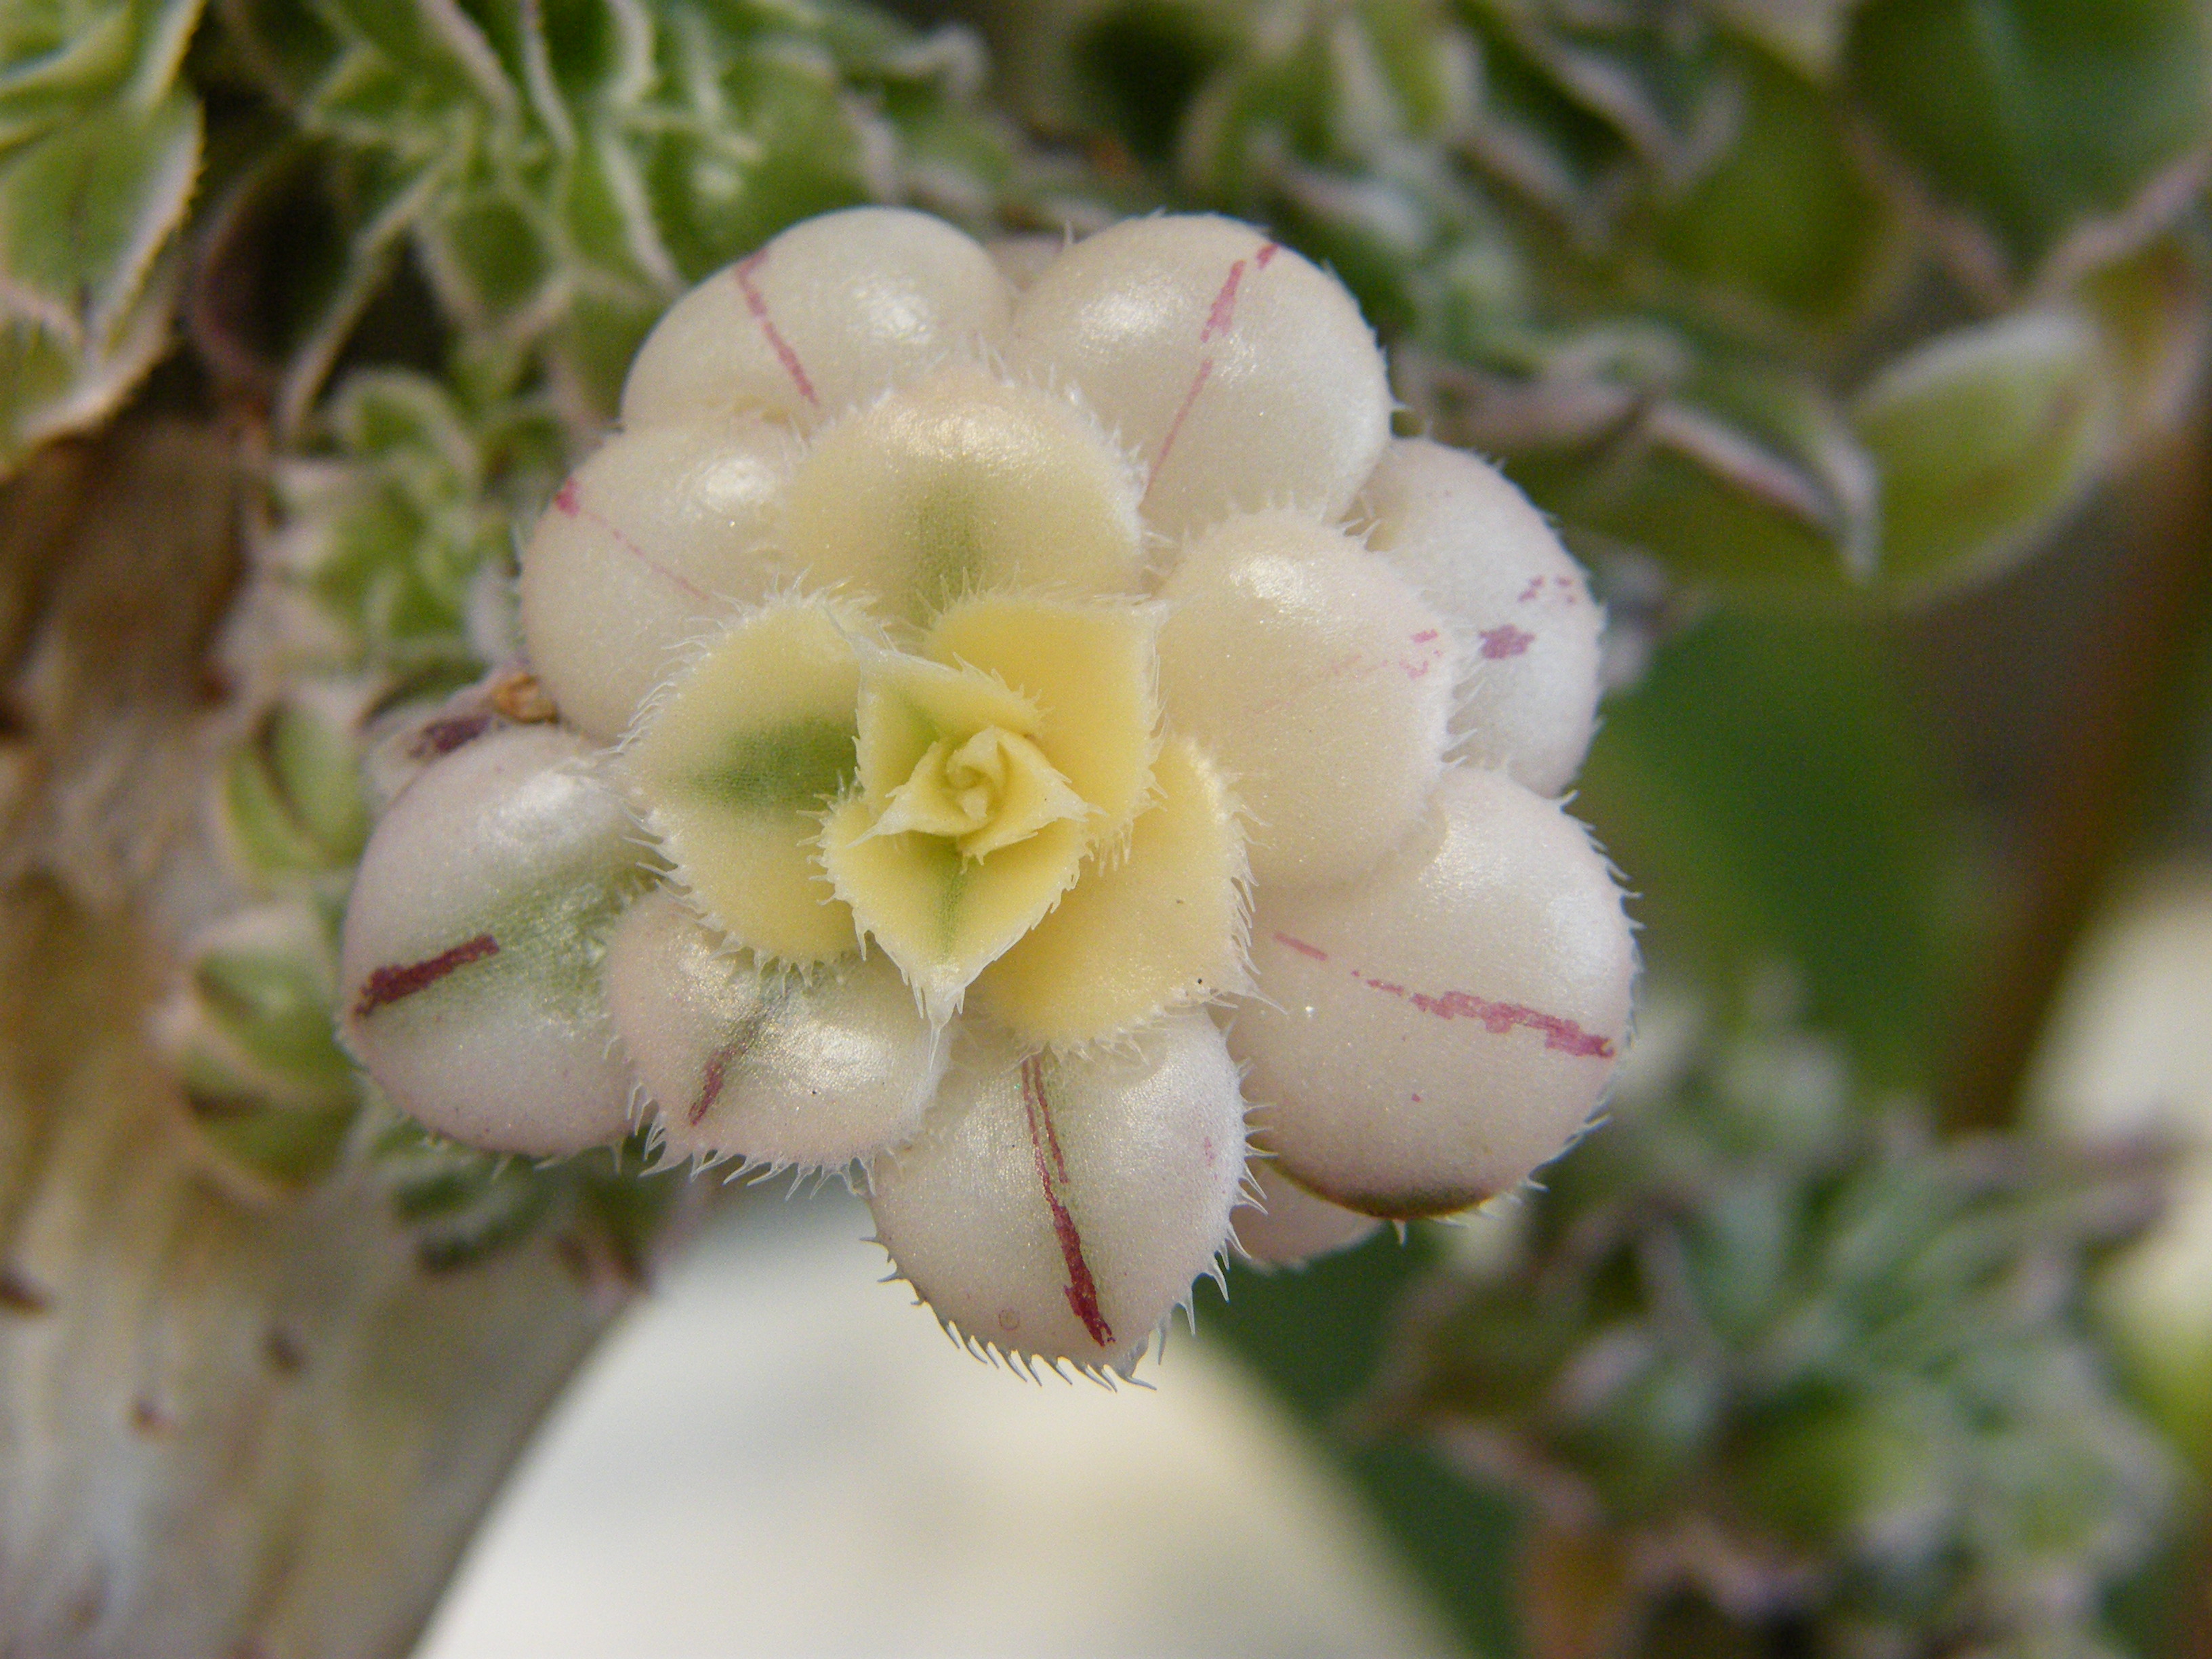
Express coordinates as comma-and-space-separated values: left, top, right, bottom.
202, 0, 1057, 428
332, 205, 1639, 1374
1364, 1002, 2178, 1659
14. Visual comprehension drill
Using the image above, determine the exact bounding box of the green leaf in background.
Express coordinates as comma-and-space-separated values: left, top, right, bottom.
1641, 43, 1897, 331
1701, 0, 1860, 79
266, 369, 562, 681
1461, 0, 1729, 185
1439, 333, 1879, 592
1170, 0, 1518, 340
1575, 610, 1964, 1088
221, 690, 373, 878
195, 941, 354, 1093
0, 0, 203, 471
2077, 230, 2212, 449
0, 6, 135, 149
0, 0, 201, 150
0, 83, 196, 333
1851, 307, 2116, 591
158, 899, 364, 1189
374, 1120, 674, 1274
1846, 0, 2212, 279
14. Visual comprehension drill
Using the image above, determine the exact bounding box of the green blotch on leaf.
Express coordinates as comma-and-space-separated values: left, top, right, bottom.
692, 716, 857, 811
932, 837, 969, 950
361, 845, 654, 1031
912, 486, 984, 612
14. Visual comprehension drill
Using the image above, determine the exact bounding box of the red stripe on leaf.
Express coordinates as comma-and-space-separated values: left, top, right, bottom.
1020, 1055, 1115, 1350
354, 934, 499, 1017
733, 251, 820, 408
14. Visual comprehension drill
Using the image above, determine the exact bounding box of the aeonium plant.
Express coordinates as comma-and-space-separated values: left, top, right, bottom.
335, 207, 1635, 1377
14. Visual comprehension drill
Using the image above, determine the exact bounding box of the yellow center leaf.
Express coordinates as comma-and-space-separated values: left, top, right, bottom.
975, 735, 1248, 1046
821, 798, 1088, 1025
868, 727, 1090, 859
819, 622, 1170, 1022
925, 595, 1162, 846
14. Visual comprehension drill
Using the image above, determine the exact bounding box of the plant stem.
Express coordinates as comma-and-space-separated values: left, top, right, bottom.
1942, 411, 2212, 1131
0, 417, 634, 1657
0, 880, 626, 1658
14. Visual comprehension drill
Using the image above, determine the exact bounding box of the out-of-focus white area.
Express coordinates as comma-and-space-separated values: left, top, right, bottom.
2030, 864, 2212, 1143
415, 1188, 1459, 1659
2028, 862, 2212, 1463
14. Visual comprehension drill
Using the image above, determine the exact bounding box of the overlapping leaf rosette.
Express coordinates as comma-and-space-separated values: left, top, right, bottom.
336, 207, 1636, 1376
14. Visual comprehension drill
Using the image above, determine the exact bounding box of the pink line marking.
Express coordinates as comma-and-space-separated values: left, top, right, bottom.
1411, 630, 1440, 644
1271, 933, 1614, 1059
1147, 359, 1212, 490
1145, 242, 1282, 501
1517, 576, 1544, 604
559, 482, 712, 605
354, 934, 499, 1017
411, 712, 492, 758
1410, 989, 1615, 1057
1350, 968, 1614, 1058
1021, 1056, 1114, 1350
732, 251, 819, 409
1201, 259, 1248, 343
689, 1044, 735, 1126
1479, 625, 1534, 659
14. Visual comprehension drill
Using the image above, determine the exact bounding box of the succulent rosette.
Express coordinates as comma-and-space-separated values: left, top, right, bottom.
336, 207, 1635, 1376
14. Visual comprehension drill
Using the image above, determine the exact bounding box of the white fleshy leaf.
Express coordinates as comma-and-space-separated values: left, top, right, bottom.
338, 728, 645, 1156
1155, 509, 1452, 887
520, 417, 800, 741
868, 1012, 1249, 1375
1231, 1156, 1380, 1269
1232, 766, 1634, 1218
1008, 215, 1392, 540
621, 207, 1012, 431
603, 891, 942, 1170
1356, 439, 1603, 796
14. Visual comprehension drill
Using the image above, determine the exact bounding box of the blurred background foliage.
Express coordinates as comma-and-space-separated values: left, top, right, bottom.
7, 0, 2212, 1654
